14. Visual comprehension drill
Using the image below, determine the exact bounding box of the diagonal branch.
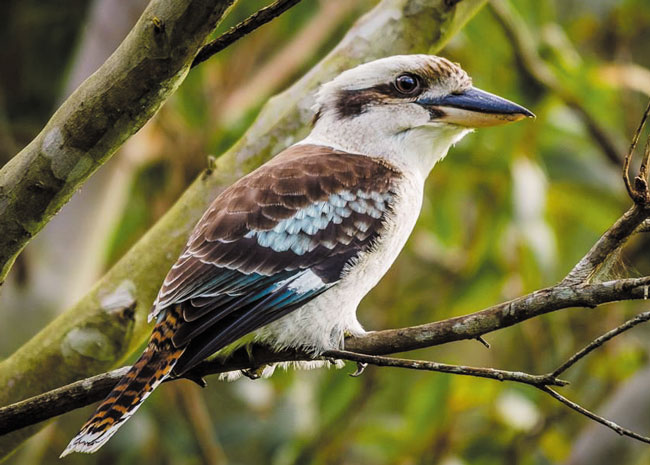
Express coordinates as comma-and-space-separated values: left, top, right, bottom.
561, 205, 650, 286
191, 0, 303, 69
0, 0, 237, 284
551, 311, 650, 378
542, 387, 650, 445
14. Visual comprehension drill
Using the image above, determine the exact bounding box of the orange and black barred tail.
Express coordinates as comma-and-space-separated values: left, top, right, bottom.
60, 347, 183, 457
61, 305, 185, 457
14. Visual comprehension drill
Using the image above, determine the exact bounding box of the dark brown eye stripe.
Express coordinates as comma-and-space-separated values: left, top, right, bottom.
334, 78, 427, 118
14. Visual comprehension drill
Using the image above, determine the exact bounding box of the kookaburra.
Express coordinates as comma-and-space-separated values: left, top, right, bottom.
62, 54, 533, 456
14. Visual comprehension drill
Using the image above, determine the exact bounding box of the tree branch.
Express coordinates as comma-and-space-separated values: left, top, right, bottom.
561, 205, 649, 286
0, 0, 237, 284
542, 388, 650, 445
551, 311, 650, 378
323, 350, 568, 387
345, 276, 650, 355
623, 99, 650, 204
191, 0, 304, 69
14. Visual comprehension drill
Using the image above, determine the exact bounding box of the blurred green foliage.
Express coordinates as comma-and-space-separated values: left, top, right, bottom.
2, 0, 650, 464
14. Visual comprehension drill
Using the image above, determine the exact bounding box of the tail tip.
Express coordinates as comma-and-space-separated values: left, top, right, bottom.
59, 429, 110, 458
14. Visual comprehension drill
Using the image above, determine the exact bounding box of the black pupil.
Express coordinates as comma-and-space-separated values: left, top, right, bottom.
397, 75, 417, 93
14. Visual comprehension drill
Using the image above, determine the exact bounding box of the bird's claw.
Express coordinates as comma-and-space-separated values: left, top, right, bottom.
241, 367, 263, 380
350, 362, 368, 377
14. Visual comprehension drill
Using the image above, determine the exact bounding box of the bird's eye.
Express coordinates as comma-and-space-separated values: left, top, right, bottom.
394, 74, 420, 95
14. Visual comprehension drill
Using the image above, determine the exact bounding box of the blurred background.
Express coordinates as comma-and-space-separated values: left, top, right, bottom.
1, 0, 650, 464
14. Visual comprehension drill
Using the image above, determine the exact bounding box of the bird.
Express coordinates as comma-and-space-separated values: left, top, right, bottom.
61, 54, 533, 456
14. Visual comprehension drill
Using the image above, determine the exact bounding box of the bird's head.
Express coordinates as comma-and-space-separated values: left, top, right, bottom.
309, 55, 534, 177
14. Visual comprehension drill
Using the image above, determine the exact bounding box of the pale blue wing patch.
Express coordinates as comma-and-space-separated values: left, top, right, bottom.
243, 190, 392, 255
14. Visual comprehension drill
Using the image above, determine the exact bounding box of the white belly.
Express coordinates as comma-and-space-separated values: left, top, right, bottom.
255, 172, 424, 353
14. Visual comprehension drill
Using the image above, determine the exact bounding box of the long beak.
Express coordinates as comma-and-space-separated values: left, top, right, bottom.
416, 86, 535, 127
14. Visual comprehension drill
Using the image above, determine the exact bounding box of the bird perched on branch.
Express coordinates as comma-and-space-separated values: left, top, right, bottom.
62, 54, 533, 456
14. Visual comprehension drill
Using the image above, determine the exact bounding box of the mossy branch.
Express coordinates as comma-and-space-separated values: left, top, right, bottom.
0, 0, 487, 458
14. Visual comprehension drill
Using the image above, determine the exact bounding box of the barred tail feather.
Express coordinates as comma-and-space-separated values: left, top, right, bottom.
60, 348, 182, 457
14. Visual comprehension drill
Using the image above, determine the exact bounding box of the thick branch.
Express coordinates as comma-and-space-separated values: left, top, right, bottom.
345, 276, 650, 355
0, 0, 236, 283
0, 0, 487, 457
0, 368, 130, 436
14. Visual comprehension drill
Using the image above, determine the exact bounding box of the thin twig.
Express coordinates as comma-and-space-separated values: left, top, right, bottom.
640, 132, 650, 184
324, 350, 568, 387
623, 99, 650, 202
191, 0, 303, 69
551, 311, 650, 377
542, 387, 650, 444
635, 119, 650, 201
334, 350, 650, 445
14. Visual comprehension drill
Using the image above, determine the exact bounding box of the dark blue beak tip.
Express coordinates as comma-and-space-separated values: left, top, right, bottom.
519, 107, 536, 119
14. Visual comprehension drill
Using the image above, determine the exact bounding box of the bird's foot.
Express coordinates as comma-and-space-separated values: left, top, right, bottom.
241, 366, 266, 380
349, 362, 368, 377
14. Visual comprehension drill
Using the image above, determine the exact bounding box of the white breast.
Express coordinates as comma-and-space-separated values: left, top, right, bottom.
255, 169, 424, 353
